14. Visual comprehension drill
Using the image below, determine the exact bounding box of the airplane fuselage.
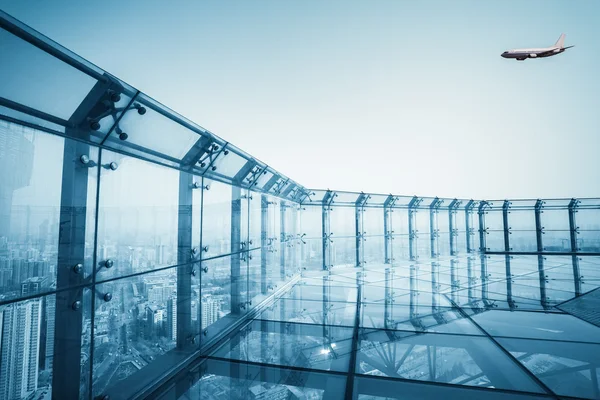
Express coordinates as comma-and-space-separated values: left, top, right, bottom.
501, 47, 565, 60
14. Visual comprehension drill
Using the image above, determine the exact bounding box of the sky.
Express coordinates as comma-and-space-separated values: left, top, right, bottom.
1, 0, 599, 200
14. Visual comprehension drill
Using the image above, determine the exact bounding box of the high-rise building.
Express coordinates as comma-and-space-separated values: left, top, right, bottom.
0, 298, 42, 399
166, 297, 177, 341
201, 296, 220, 329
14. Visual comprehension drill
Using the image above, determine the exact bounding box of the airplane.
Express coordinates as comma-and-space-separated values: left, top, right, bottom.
501, 34, 574, 61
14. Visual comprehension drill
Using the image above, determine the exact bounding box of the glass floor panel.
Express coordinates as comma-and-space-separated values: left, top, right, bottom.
172, 255, 600, 399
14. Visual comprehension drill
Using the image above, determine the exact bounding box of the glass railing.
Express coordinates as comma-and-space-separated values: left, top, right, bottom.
2, 10, 600, 400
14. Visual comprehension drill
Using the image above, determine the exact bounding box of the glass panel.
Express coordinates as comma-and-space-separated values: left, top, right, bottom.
363, 207, 384, 236
96, 150, 179, 281
391, 234, 410, 263
259, 296, 356, 327
194, 254, 240, 343
542, 208, 570, 231
508, 209, 536, 231
301, 205, 323, 239
211, 319, 354, 372
357, 330, 545, 393
201, 180, 235, 259
542, 231, 571, 251
0, 291, 91, 400
485, 231, 505, 252
510, 230, 537, 251
485, 210, 504, 231
179, 357, 345, 399
1, 122, 97, 300
473, 310, 600, 342
390, 208, 409, 235
330, 206, 356, 237
91, 268, 179, 397
331, 237, 357, 268
0, 29, 97, 121
209, 147, 249, 179
301, 238, 323, 272
497, 337, 600, 399
108, 95, 201, 161
354, 375, 549, 399
364, 236, 385, 266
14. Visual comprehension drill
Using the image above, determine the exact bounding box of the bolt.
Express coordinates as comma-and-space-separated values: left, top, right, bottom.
203, 246, 209, 252
109, 162, 118, 171
73, 263, 83, 274
80, 155, 90, 165
104, 259, 114, 269
72, 301, 82, 311
119, 132, 128, 141
90, 121, 101, 131
104, 293, 112, 302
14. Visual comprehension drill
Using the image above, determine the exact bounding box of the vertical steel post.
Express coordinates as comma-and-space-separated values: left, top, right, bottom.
176, 171, 194, 348
355, 193, 368, 268
429, 198, 441, 258
502, 200, 511, 252
261, 194, 268, 294
322, 191, 333, 271
465, 200, 476, 253
280, 201, 286, 280
478, 201, 488, 253
231, 186, 242, 314
52, 139, 90, 400
534, 200, 548, 307
408, 196, 420, 261
449, 199, 460, 256
383, 195, 395, 264
568, 198, 581, 295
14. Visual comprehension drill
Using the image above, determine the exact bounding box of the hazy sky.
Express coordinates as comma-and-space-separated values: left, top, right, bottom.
1, 0, 599, 200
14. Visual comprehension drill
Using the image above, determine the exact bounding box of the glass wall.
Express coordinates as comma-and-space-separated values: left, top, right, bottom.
0, 120, 301, 400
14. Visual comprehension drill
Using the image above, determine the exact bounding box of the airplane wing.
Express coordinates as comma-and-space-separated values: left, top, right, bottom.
563, 45, 575, 50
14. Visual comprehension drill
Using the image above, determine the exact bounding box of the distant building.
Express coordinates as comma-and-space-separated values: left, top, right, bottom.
0, 298, 42, 399
201, 296, 220, 329
145, 305, 165, 339
166, 297, 177, 341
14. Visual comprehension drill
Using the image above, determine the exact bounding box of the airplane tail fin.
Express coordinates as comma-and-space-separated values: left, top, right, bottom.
554, 33, 566, 48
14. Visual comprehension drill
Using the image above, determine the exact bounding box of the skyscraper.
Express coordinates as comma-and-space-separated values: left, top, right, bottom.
0, 298, 42, 399
201, 296, 220, 329
166, 297, 177, 341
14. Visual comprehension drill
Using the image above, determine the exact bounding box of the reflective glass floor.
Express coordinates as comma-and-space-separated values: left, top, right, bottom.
174, 255, 600, 400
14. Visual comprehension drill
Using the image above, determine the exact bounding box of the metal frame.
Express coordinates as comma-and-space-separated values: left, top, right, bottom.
383, 195, 396, 264
408, 196, 422, 261
429, 197, 443, 258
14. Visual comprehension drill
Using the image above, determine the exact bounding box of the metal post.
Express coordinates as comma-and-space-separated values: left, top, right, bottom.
449, 199, 460, 256
322, 191, 334, 271
231, 186, 242, 314
355, 193, 368, 268
568, 198, 582, 295
52, 139, 90, 400
384, 268, 393, 329
176, 171, 194, 348
467, 256, 475, 301
450, 258, 458, 303
478, 201, 488, 253
383, 195, 396, 264
465, 200, 476, 253
280, 201, 286, 280
429, 198, 441, 258
261, 194, 268, 294
535, 200, 548, 307
502, 200, 511, 252
480, 255, 489, 304
408, 196, 420, 261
